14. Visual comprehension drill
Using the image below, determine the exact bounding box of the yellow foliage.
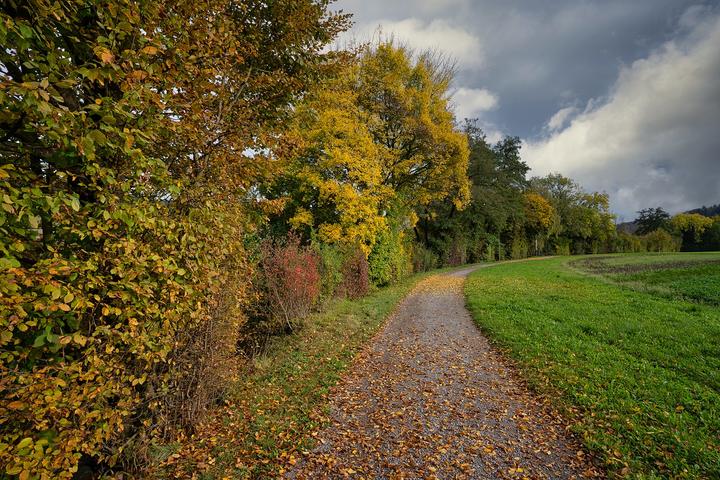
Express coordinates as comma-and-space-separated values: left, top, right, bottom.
287, 62, 392, 253
357, 43, 471, 209
523, 192, 555, 231
670, 213, 713, 240
290, 208, 314, 229
318, 224, 343, 243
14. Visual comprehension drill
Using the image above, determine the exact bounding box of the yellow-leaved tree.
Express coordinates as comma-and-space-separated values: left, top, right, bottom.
523, 192, 557, 254
356, 43, 470, 212
266, 59, 392, 254
671, 213, 713, 241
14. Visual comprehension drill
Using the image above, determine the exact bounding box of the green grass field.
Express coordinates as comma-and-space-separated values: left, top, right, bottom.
465, 254, 720, 479
571, 252, 720, 306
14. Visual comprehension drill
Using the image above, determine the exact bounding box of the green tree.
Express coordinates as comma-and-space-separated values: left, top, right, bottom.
420, 122, 529, 262
634, 207, 671, 235
530, 174, 615, 254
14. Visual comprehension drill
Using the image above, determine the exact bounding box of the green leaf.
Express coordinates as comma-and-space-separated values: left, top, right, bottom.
28, 215, 41, 229
0, 257, 20, 269
32, 334, 45, 348
50, 286, 61, 300
18, 24, 34, 39
88, 129, 107, 146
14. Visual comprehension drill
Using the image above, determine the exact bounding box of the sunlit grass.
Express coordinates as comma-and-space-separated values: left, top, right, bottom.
465, 255, 720, 479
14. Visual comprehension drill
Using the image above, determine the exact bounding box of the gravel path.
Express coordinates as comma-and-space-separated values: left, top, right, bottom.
287, 266, 601, 479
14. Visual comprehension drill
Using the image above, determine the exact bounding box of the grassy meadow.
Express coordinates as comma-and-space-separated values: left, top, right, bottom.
465, 254, 720, 479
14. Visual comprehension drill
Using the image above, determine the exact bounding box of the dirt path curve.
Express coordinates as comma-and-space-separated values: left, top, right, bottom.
287, 265, 600, 479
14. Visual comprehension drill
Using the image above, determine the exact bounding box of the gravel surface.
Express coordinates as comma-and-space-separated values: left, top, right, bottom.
286, 266, 602, 479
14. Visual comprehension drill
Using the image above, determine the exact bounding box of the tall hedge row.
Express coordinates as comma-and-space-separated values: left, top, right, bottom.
0, 1, 348, 477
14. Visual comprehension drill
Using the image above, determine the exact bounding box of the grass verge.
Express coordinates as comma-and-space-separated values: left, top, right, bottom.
465, 255, 720, 479
151, 269, 435, 479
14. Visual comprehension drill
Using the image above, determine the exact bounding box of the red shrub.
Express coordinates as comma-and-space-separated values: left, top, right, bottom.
261, 234, 321, 330
340, 247, 370, 299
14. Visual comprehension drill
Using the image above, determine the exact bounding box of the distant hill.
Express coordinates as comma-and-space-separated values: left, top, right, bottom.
616, 203, 719, 233
687, 204, 720, 217
617, 221, 639, 234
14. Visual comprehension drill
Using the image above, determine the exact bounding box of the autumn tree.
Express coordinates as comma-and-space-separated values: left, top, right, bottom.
670, 212, 713, 247
523, 192, 556, 254
263, 58, 391, 254
356, 42, 470, 213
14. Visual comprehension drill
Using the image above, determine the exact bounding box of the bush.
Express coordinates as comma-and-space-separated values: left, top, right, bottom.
0, 6, 253, 476
339, 247, 370, 299
261, 235, 321, 331
614, 232, 644, 253
369, 229, 411, 286
412, 244, 439, 272
509, 236, 529, 260
481, 234, 502, 262
643, 229, 681, 252
0, 1, 347, 476
315, 242, 346, 301
443, 236, 468, 267
554, 237, 571, 256
466, 234, 485, 263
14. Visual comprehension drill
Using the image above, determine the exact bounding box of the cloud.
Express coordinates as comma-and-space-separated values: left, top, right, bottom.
335, 0, 719, 217
451, 87, 498, 121
523, 11, 720, 217
450, 87, 504, 143
348, 18, 484, 68
545, 106, 578, 132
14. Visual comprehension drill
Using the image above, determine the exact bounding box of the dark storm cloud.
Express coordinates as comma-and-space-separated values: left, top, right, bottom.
333, 0, 720, 217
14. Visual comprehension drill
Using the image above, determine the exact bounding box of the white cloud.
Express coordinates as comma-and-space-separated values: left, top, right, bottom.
545, 106, 578, 132
523, 12, 720, 217
450, 87, 504, 143
452, 87, 498, 121
347, 18, 484, 68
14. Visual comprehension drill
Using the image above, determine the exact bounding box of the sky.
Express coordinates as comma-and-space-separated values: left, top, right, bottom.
332, 0, 720, 220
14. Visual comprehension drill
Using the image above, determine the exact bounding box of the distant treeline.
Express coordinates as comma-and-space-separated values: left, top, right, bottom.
618, 206, 720, 252
688, 204, 720, 217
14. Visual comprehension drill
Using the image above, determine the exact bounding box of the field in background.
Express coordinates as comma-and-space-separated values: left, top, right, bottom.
465, 254, 720, 478
571, 252, 720, 305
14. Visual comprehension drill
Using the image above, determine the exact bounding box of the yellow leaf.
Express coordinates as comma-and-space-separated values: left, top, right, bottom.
7, 401, 25, 410
97, 48, 114, 64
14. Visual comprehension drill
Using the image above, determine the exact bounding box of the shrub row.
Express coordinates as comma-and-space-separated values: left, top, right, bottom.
0, 2, 347, 478
251, 238, 376, 342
